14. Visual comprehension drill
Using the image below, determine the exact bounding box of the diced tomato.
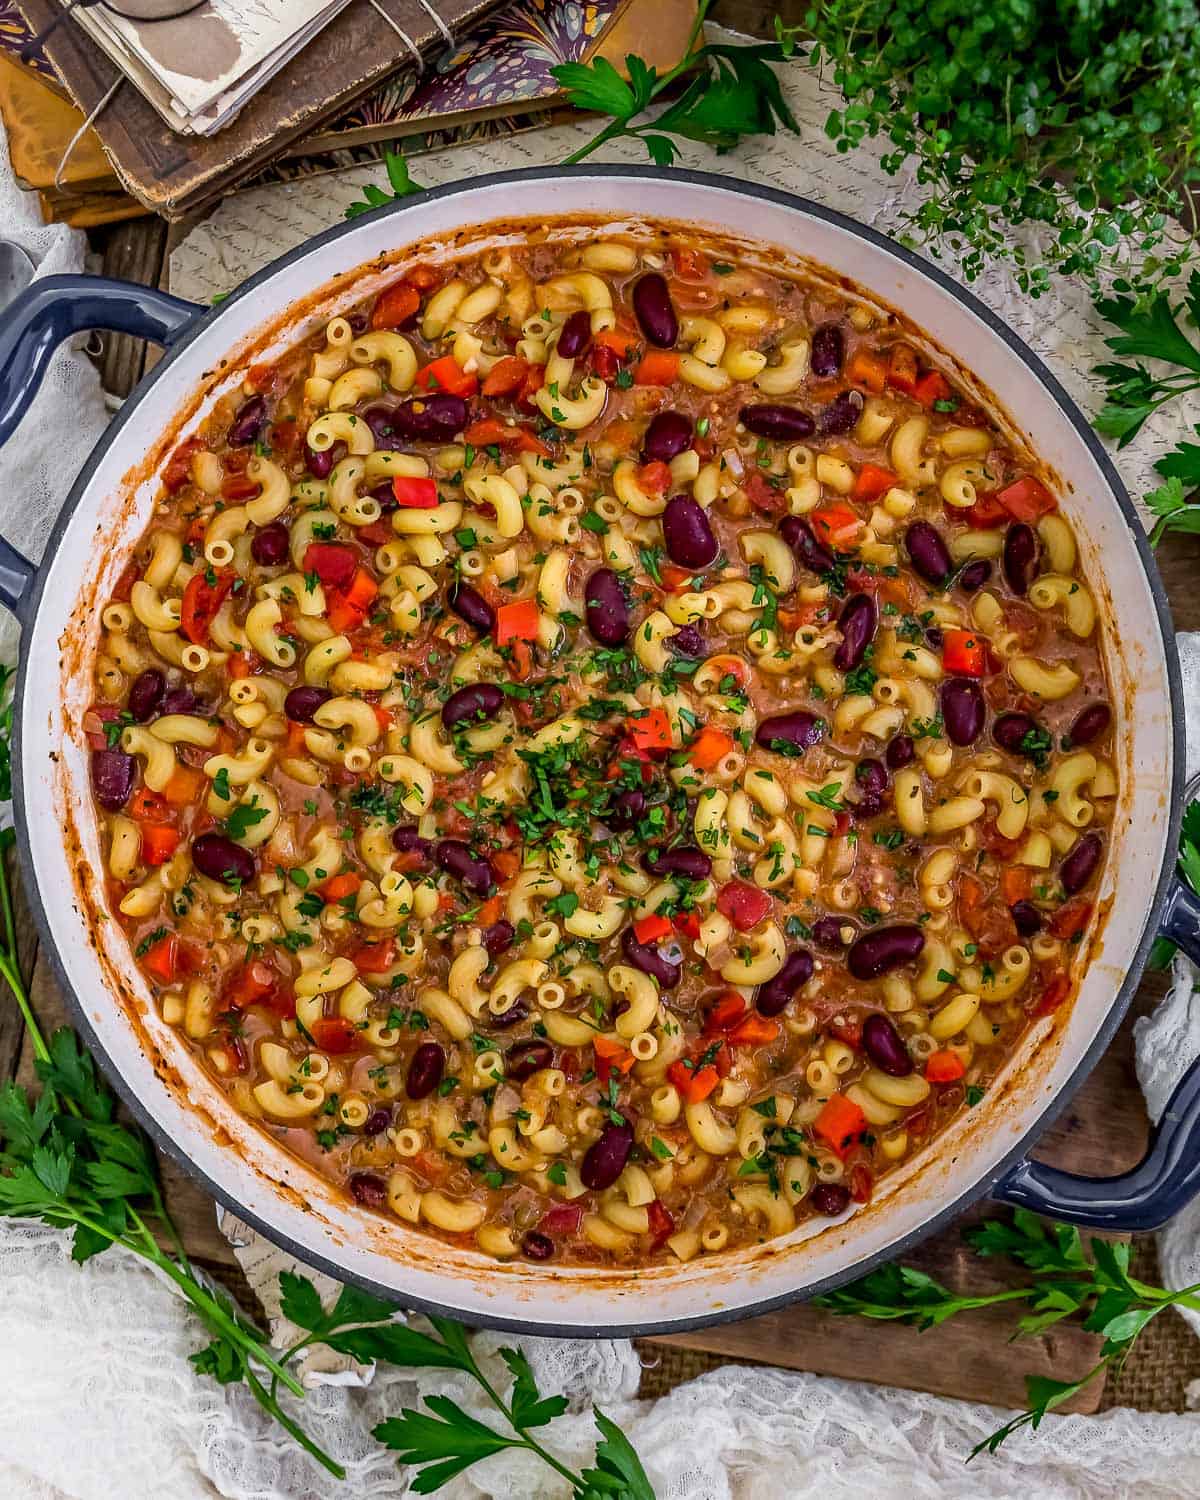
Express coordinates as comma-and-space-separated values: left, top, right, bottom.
727, 1014, 781, 1046
667, 1059, 719, 1103
284, 722, 310, 757
481, 356, 531, 397
627, 707, 672, 755
517, 363, 546, 410
358, 518, 393, 546
852, 463, 897, 504
225, 959, 278, 1010
392, 475, 438, 509
637, 460, 672, 496
829, 1015, 863, 1049
180, 570, 234, 645
348, 938, 396, 974
716, 880, 772, 932
885, 343, 919, 394
221, 472, 261, 502
703, 991, 749, 1035
814, 1094, 867, 1158
327, 568, 379, 633
141, 932, 178, 984
811, 503, 862, 547
964, 493, 1009, 529
140, 823, 180, 867
226, 651, 254, 681
492, 848, 522, 880
686, 725, 734, 771
110, 562, 138, 603
593, 327, 639, 360
849, 1163, 874, 1204
633, 913, 672, 944
593, 1035, 636, 1083
311, 1017, 360, 1054
414, 355, 477, 398
1001, 867, 1034, 905
912, 370, 954, 408
477, 894, 504, 926
942, 628, 988, 676
404, 263, 441, 292
539, 1202, 584, 1236
1031, 971, 1071, 1017
996, 475, 1057, 523
461, 417, 550, 456
162, 436, 204, 494
495, 597, 540, 645
303, 542, 358, 589
1049, 897, 1092, 941
671, 246, 708, 280
590, 343, 621, 382
925, 1050, 966, 1084
319, 872, 362, 902
672, 909, 701, 941
370, 279, 420, 330
659, 564, 696, 592
647, 1197, 676, 1250
846, 349, 888, 394
634, 351, 680, 386
129, 787, 169, 823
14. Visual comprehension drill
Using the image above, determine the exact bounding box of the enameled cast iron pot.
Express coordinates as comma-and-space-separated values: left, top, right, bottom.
1, 168, 1199, 1337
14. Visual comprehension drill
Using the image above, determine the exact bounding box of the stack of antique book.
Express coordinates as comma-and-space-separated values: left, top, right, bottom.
0, 0, 697, 223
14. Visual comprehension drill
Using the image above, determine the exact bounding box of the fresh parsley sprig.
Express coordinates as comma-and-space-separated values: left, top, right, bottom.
814, 1208, 1200, 1458
1094, 272, 1200, 450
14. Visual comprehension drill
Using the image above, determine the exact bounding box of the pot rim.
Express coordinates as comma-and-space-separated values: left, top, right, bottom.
12, 165, 1185, 1337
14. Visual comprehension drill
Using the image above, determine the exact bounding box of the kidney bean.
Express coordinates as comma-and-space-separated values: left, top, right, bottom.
127, 669, 165, 723
192, 833, 256, 887
1003, 522, 1039, 595
585, 568, 630, 646
557, 308, 593, 359
435, 839, 495, 896
406, 1041, 446, 1099
809, 1182, 851, 1217
160, 686, 199, 716
755, 948, 814, 1016
522, 1230, 555, 1261
662, 495, 719, 569
632, 273, 678, 347
621, 927, 680, 988
349, 1173, 387, 1209
91, 749, 136, 811
1060, 832, 1103, 895
833, 592, 877, 671
780, 515, 835, 574
228, 395, 267, 446
812, 915, 848, 950
392, 825, 433, 862
363, 1107, 392, 1136
581, 1121, 635, 1190
810, 323, 845, 378
856, 759, 888, 797
490, 998, 529, 1030
1069, 702, 1111, 746
305, 440, 343, 479
285, 685, 332, 723
886, 734, 915, 770
667, 624, 706, 658
361, 402, 402, 448
507, 1039, 554, 1081
643, 410, 693, 463
483, 919, 515, 956
644, 845, 712, 880
393, 393, 469, 441
862, 1013, 913, 1077
250, 521, 290, 567
851, 794, 884, 823
607, 789, 646, 830
905, 521, 952, 585
957, 559, 992, 594
448, 581, 496, 634
739, 404, 816, 442
993, 711, 1041, 755
847, 924, 925, 979
925, 626, 944, 650
818, 389, 864, 436
368, 480, 398, 511
1011, 900, 1042, 937
442, 682, 505, 729
755, 710, 826, 755
941, 677, 985, 746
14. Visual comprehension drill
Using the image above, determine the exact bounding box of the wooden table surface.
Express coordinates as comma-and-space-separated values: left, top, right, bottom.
9, 0, 1200, 1417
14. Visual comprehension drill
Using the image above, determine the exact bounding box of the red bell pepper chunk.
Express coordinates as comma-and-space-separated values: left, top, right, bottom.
129, 787, 169, 823
703, 990, 749, 1035
180, 570, 234, 645
716, 880, 772, 932
140, 823, 180, 867
687, 725, 734, 770
912, 370, 954, 408
667, 1059, 720, 1103
327, 568, 379, 633
636, 460, 672, 496
996, 475, 1057, 523
647, 1198, 676, 1250
627, 707, 672, 755
1049, 897, 1092, 941
495, 598, 540, 645
964, 493, 1009, 528
632, 913, 672, 945
852, 463, 897, 503
810, 503, 862, 547
672, 909, 701, 941
924, 1049, 966, 1083
370, 279, 420, 330
303, 542, 358, 590
941, 628, 988, 677
481, 356, 531, 397
727, 1014, 781, 1046
141, 933, 179, 984
633, 351, 680, 386
814, 1093, 868, 1158
225, 959, 278, 1010
311, 1017, 361, 1054
392, 475, 438, 509
462, 417, 551, 456
348, 937, 396, 974
414, 355, 478, 398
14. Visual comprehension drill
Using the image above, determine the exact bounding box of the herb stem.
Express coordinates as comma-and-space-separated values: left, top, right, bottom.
246, 1367, 346, 1480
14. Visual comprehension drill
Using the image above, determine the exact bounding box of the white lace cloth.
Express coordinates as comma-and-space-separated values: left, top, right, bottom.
4, 41, 1200, 1497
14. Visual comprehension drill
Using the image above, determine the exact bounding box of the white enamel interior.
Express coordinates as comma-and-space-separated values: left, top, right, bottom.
16, 172, 1175, 1332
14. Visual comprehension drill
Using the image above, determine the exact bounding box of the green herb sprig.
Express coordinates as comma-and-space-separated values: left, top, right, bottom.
815, 1208, 1200, 1457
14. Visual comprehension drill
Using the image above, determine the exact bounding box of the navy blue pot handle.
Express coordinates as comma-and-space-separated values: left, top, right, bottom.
994, 875, 1200, 1231
0, 273, 204, 618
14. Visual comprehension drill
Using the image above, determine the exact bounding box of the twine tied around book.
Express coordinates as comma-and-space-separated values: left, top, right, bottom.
367, 0, 454, 68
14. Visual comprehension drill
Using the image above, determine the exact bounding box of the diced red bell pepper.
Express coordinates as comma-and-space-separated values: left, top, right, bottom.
129, 787, 169, 823
996, 475, 1057, 523
703, 991, 749, 1035
495, 597, 540, 645
647, 1198, 676, 1250
912, 370, 954, 408
716, 880, 772, 932
852, 463, 897, 504
180, 570, 233, 645
1049, 897, 1092, 941
964, 493, 1009, 528
303, 542, 358, 590
348, 937, 396, 974
140, 823, 180, 867
392, 475, 438, 509
370, 279, 420, 330
327, 568, 379, 633
637, 460, 672, 496
632, 913, 672, 945
311, 1017, 360, 1054
924, 1050, 966, 1084
633, 351, 680, 386
162, 436, 204, 494
592, 1035, 636, 1084
414, 355, 477, 398
672, 909, 701, 941
141, 932, 179, 984
810, 503, 862, 547
667, 1059, 719, 1103
941, 628, 988, 677
462, 417, 550, 456
225, 959, 278, 1010
627, 707, 672, 755
814, 1093, 867, 1158
727, 1014, 781, 1046
319, 872, 362, 902
481, 356, 531, 397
